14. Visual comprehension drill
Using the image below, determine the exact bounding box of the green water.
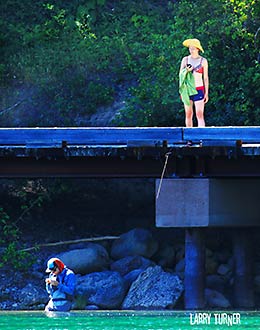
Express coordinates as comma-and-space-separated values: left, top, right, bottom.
0, 311, 259, 330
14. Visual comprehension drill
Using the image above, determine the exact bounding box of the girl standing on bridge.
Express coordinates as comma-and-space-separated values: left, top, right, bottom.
179, 38, 209, 127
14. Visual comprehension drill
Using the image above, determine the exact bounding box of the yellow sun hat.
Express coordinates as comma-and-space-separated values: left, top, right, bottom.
183, 38, 204, 53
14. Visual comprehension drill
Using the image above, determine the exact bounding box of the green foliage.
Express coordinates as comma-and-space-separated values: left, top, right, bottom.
0, 181, 49, 270
0, 208, 17, 242
0, 242, 31, 270
0, 207, 34, 270
0, 0, 259, 126
115, 0, 260, 126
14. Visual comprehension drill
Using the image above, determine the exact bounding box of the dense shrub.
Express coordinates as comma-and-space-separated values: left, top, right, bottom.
0, 0, 259, 126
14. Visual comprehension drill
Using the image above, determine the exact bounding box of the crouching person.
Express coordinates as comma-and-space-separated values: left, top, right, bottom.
45, 257, 76, 312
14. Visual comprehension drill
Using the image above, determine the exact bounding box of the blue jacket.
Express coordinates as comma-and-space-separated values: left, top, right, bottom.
46, 267, 76, 302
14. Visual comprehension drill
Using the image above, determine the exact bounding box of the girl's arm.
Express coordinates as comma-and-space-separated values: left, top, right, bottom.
179, 56, 188, 74
203, 58, 209, 103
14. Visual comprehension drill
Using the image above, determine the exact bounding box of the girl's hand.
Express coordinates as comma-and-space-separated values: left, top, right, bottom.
186, 64, 193, 72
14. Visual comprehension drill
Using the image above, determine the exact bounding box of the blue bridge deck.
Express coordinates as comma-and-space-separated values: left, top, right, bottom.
0, 126, 260, 177
1, 126, 260, 146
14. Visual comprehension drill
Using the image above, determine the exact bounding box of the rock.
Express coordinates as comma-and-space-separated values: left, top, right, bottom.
111, 228, 158, 260
75, 271, 126, 309
175, 245, 185, 263
217, 263, 232, 276
123, 269, 145, 287
85, 305, 100, 310
174, 258, 185, 280
154, 244, 176, 268
31, 271, 44, 280
175, 272, 184, 280
215, 249, 232, 264
206, 256, 219, 275
206, 275, 226, 293
205, 288, 231, 308
18, 284, 47, 308
110, 255, 154, 276
175, 259, 185, 273
122, 266, 184, 310
57, 243, 110, 275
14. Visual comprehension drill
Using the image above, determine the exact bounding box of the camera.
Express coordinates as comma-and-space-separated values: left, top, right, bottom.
186, 64, 192, 69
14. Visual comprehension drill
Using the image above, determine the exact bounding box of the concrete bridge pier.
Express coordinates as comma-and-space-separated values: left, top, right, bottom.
156, 178, 260, 310
232, 229, 255, 308
184, 228, 205, 309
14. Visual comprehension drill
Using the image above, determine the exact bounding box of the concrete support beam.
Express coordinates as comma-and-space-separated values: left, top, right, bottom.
185, 228, 205, 309
233, 229, 255, 308
156, 178, 260, 227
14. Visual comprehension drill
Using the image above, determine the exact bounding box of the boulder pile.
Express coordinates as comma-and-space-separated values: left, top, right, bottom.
1, 227, 255, 310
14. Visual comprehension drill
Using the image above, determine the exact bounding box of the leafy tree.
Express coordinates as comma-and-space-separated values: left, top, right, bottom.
0, 0, 259, 126
115, 0, 259, 126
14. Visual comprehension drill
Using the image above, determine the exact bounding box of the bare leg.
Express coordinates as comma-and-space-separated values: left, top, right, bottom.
194, 100, 205, 127
184, 101, 194, 127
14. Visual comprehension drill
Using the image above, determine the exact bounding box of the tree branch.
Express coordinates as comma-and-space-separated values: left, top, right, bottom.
0, 100, 24, 116
19, 236, 119, 252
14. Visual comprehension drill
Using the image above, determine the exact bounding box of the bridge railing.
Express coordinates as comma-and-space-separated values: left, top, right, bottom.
183, 127, 260, 145
0, 127, 183, 147
0, 127, 260, 148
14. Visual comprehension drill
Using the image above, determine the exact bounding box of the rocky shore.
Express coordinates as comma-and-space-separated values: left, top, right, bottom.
1, 227, 260, 310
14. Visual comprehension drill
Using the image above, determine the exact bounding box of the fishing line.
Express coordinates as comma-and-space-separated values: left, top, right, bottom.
156, 152, 171, 199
